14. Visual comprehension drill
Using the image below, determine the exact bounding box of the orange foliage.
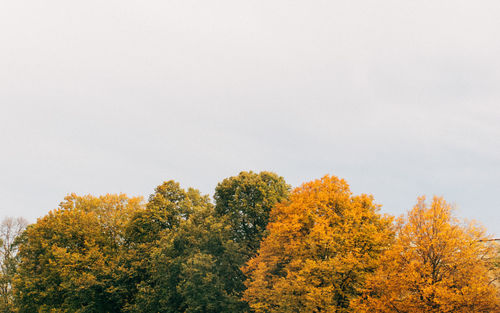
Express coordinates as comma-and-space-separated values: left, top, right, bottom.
242, 175, 393, 313
353, 196, 500, 313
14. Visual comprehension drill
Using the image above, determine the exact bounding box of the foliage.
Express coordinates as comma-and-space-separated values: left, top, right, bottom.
120, 181, 203, 307
214, 171, 290, 255
130, 205, 246, 313
126, 181, 196, 244
9, 174, 500, 312
0, 217, 28, 313
353, 196, 500, 313
242, 175, 394, 313
125, 181, 248, 312
13, 194, 143, 313
122, 182, 215, 311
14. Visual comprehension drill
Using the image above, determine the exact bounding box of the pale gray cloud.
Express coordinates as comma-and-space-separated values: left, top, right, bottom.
1, 1, 499, 235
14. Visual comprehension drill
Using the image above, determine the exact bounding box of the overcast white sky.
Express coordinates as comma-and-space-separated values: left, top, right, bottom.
1, 1, 499, 236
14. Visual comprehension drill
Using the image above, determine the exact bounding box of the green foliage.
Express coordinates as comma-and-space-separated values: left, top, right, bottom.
130, 205, 246, 313
121, 173, 290, 312
214, 171, 290, 255
121, 182, 214, 311
126, 181, 195, 243
125, 181, 249, 312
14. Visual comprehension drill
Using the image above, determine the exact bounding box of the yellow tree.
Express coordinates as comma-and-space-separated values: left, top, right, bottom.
13, 194, 143, 313
242, 175, 393, 313
353, 196, 500, 313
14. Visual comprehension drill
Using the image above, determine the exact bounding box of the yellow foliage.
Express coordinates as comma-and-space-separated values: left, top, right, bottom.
14, 194, 143, 312
353, 196, 500, 313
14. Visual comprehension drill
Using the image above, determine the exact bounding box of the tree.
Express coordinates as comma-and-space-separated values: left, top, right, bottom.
214, 171, 290, 255
0, 217, 28, 313
353, 196, 500, 313
13, 194, 143, 313
126, 182, 247, 312
130, 204, 246, 313
122, 181, 212, 311
126, 173, 289, 313
242, 175, 394, 313
126, 181, 195, 244
494, 244, 500, 296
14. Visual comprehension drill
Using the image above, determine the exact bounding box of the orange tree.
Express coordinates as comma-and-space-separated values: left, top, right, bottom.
353, 196, 500, 313
242, 175, 393, 313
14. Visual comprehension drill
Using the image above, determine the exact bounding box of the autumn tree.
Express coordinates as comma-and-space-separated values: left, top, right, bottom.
353, 196, 500, 313
13, 194, 143, 313
242, 175, 393, 313
0, 217, 28, 313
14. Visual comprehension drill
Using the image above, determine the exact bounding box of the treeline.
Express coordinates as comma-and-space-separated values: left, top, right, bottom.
1, 172, 499, 312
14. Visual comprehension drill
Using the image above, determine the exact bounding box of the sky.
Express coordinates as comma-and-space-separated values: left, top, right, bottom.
1, 1, 499, 236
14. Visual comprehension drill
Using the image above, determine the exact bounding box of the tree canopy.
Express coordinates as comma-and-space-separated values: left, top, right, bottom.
6, 173, 499, 313
242, 175, 394, 313
123, 181, 244, 313
127, 173, 290, 312
214, 171, 290, 255
353, 196, 500, 312
14, 194, 143, 313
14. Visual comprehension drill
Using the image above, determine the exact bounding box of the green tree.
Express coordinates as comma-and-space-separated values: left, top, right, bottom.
126, 181, 195, 244
127, 173, 289, 313
126, 181, 246, 312
130, 204, 245, 313
122, 182, 210, 311
214, 171, 290, 255
13, 194, 142, 313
